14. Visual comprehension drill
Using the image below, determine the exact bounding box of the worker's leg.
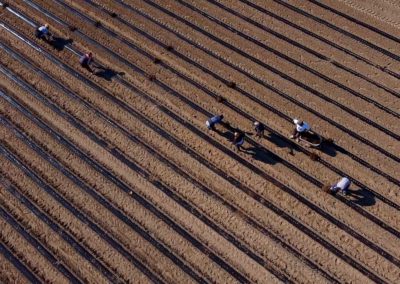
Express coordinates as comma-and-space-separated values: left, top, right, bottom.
81, 63, 93, 73
290, 129, 299, 139
35, 30, 42, 39
341, 185, 349, 195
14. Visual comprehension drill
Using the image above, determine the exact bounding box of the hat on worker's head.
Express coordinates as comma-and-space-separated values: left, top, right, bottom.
293, 118, 300, 125
254, 121, 260, 126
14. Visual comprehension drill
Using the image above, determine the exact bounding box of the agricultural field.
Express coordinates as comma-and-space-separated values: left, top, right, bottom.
0, 0, 399, 283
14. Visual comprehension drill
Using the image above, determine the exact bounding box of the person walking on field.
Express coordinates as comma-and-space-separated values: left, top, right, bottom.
254, 121, 265, 138
233, 131, 245, 151
80, 52, 96, 73
35, 23, 52, 42
323, 177, 351, 195
206, 114, 224, 131
290, 118, 310, 140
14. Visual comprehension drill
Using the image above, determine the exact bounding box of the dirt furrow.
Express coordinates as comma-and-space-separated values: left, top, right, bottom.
0, 69, 288, 282
21, 3, 400, 256
17, 0, 400, 191
0, 167, 110, 284
0, 112, 206, 283
0, 214, 67, 283
13, 0, 400, 211
0, 39, 368, 283
134, 0, 400, 151
217, 0, 400, 94
184, 0, 400, 113
8, 3, 400, 270
0, 47, 343, 283
0, 247, 29, 284
334, 0, 400, 30
1, 30, 393, 262
3, 2, 400, 280
94, 0, 400, 183
1, 38, 398, 284
294, 0, 400, 71
0, 80, 248, 283
258, 0, 400, 71
73, 0, 400, 214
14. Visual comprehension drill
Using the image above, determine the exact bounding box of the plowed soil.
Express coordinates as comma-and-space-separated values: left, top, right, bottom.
0, 0, 399, 283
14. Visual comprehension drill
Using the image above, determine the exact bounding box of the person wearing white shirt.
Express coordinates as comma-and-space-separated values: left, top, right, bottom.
323, 177, 351, 195
290, 118, 310, 140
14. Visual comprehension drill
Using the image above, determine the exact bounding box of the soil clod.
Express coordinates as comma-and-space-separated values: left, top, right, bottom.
147, 74, 156, 81
226, 81, 236, 88
216, 96, 225, 103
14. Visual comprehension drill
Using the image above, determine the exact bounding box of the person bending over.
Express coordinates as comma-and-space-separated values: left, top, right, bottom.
323, 177, 351, 195
290, 118, 310, 140
206, 114, 224, 131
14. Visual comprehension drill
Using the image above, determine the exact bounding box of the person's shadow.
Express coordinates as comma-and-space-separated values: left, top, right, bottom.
216, 127, 277, 164
49, 37, 73, 51
347, 188, 376, 206
244, 145, 277, 164
216, 128, 235, 141
94, 67, 125, 81
320, 139, 337, 157
266, 132, 289, 149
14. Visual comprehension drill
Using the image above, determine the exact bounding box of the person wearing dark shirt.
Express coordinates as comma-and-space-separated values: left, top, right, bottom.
80, 52, 95, 73
233, 131, 245, 151
254, 121, 265, 138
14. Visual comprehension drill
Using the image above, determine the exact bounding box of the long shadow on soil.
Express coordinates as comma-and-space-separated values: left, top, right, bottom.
319, 141, 337, 157
243, 145, 277, 165
94, 67, 125, 81
49, 37, 73, 51
266, 132, 291, 149
347, 188, 376, 206
215, 126, 276, 165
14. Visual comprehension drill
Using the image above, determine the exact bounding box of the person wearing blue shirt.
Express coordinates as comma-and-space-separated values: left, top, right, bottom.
206, 114, 224, 130
35, 23, 52, 41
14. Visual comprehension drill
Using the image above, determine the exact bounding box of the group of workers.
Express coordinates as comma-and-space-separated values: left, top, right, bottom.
206, 114, 350, 196
36, 24, 98, 73
36, 24, 350, 197
206, 114, 309, 145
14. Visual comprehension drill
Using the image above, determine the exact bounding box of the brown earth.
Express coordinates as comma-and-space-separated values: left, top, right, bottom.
0, 0, 399, 283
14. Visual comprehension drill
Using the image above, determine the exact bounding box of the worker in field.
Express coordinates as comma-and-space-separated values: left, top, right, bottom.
35, 23, 52, 41
206, 114, 224, 131
80, 52, 95, 73
254, 121, 265, 138
323, 177, 351, 195
233, 131, 245, 151
290, 118, 310, 140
